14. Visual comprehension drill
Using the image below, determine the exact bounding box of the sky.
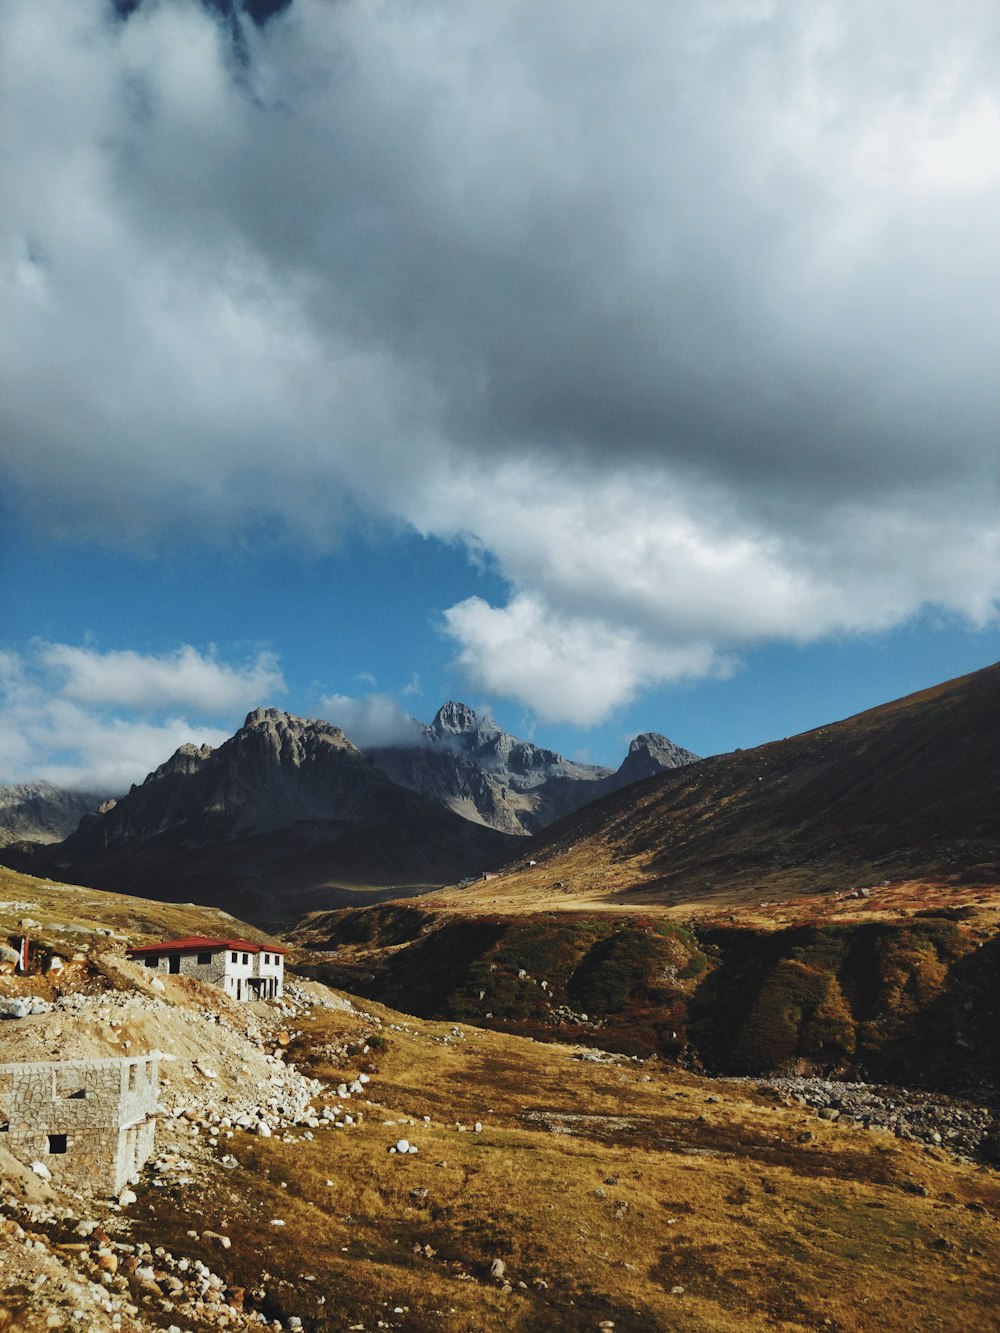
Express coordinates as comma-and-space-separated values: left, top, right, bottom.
1, 0, 999, 793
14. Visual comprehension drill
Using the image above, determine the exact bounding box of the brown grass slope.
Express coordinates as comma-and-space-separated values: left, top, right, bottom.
477, 660, 1000, 911
3, 874, 1000, 1333
0, 865, 282, 952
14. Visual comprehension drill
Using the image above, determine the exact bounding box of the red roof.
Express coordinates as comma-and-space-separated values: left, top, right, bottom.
128, 937, 286, 956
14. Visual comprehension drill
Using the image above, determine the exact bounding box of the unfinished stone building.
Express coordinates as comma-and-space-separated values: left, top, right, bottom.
0, 1054, 160, 1196
128, 936, 286, 1001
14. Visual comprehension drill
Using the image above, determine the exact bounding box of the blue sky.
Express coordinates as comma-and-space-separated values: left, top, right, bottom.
2, 0, 998, 791
4, 493, 997, 785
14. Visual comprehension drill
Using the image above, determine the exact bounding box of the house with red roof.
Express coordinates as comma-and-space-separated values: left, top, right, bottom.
127, 937, 285, 1001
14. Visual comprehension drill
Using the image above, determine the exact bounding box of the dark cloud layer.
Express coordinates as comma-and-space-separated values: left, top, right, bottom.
2, 0, 998, 720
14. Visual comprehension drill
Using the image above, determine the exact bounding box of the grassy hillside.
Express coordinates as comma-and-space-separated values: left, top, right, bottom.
298, 902, 1000, 1090
430, 661, 1000, 916
2, 899, 1000, 1331
0, 865, 280, 951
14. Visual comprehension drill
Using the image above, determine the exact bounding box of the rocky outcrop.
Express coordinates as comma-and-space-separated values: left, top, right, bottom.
613, 732, 700, 784
372, 703, 699, 835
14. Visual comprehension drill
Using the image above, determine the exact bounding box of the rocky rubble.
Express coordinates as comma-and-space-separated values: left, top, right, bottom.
0, 1198, 290, 1329
0, 974, 377, 1329
744, 1076, 999, 1161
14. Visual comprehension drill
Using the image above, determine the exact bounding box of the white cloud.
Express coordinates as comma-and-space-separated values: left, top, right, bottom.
42, 643, 285, 711
2, 0, 999, 724
0, 643, 283, 790
432, 463, 999, 719
443, 593, 728, 725
319, 692, 424, 748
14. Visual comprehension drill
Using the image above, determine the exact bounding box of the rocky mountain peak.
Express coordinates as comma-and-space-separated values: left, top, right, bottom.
0, 782, 109, 847
144, 743, 215, 785
240, 707, 352, 746
243, 706, 290, 728
616, 732, 700, 783
431, 701, 487, 738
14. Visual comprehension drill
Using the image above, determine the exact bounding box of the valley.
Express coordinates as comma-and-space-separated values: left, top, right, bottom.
2, 664, 999, 1330
1, 864, 1000, 1332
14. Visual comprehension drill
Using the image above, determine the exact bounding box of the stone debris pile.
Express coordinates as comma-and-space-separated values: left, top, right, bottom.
1, 1200, 303, 1330
0, 996, 52, 1019
746, 1076, 998, 1160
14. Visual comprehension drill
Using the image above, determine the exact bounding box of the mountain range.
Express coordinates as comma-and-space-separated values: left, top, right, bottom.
294, 661, 1000, 1081
371, 700, 698, 834
0, 703, 697, 924
0, 781, 107, 848
9, 661, 995, 935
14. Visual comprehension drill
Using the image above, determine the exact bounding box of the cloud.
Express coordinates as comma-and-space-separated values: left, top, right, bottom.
2, 0, 999, 721
444, 593, 728, 725
42, 643, 285, 711
319, 692, 424, 749
0, 642, 283, 790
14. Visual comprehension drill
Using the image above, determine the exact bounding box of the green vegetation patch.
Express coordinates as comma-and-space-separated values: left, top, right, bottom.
448, 916, 608, 1022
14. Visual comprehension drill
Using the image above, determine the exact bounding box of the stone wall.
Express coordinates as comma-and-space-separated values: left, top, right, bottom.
0, 1054, 159, 1196
138, 946, 284, 1000
138, 948, 233, 988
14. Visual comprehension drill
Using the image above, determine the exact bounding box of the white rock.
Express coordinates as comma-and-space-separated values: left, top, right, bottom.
30, 1161, 52, 1180
117, 1189, 137, 1207
256, 1121, 272, 1138
395, 1139, 410, 1154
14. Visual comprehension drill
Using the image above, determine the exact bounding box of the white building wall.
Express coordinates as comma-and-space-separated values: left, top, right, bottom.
136, 946, 284, 1001
254, 950, 285, 999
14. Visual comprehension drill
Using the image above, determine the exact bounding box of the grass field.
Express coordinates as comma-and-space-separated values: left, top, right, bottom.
123, 992, 1000, 1332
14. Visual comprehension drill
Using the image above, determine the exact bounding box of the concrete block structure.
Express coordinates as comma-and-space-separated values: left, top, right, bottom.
127, 937, 285, 1001
0, 1054, 160, 1196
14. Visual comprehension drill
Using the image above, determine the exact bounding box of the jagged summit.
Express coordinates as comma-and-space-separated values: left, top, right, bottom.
240, 707, 352, 745
369, 703, 699, 835
244, 705, 287, 726
144, 743, 214, 786
0, 781, 108, 847
430, 701, 484, 737
617, 732, 701, 783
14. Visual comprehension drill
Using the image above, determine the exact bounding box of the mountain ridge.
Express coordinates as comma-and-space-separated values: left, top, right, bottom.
435, 659, 1000, 914
0, 781, 108, 847
371, 701, 699, 833
0, 708, 516, 924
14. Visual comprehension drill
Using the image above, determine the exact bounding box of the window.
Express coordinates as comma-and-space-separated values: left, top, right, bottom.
262, 953, 269, 965
144, 955, 159, 968
242, 953, 249, 965
197, 952, 211, 965
168, 955, 180, 974
231, 952, 238, 964
128, 1064, 138, 1091
47, 1134, 67, 1154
